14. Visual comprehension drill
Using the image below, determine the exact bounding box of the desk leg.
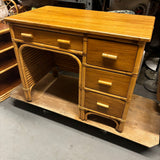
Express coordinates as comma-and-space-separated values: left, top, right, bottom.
23, 87, 32, 102
79, 109, 85, 120
116, 121, 125, 133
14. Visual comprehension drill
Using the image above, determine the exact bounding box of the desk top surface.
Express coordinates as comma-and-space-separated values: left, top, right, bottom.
5, 6, 155, 42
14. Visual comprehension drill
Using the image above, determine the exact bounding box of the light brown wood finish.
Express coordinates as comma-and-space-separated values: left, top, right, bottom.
5, 6, 155, 132
0, 23, 20, 102
85, 67, 131, 98
12, 25, 83, 52
84, 90, 125, 118
120, 43, 146, 122
5, 6, 154, 42
87, 38, 138, 73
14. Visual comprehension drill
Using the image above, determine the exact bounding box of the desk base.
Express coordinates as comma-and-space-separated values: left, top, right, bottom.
11, 73, 160, 147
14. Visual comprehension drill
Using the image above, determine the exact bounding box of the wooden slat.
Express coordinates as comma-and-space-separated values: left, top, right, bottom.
0, 41, 14, 54
0, 90, 10, 102
19, 46, 55, 89
0, 78, 20, 96
0, 67, 21, 96
0, 58, 17, 74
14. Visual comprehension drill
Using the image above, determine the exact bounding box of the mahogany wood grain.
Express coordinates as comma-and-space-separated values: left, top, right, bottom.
5, 6, 155, 42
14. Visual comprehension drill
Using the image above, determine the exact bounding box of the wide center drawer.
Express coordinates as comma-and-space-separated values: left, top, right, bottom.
84, 91, 125, 118
12, 26, 83, 52
87, 38, 138, 72
85, 67, 131, 98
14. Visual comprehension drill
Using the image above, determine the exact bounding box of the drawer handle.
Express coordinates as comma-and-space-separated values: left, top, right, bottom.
98, 80, 112, 87
97, 102, 109, 109
57, 39, 70, 45
21, 33, 33, 39
102, 53, 117, 60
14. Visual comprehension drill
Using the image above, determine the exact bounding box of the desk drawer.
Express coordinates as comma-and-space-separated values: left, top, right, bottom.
87, 39, 138, 72
13, 26, 83, 51
84, 91, 125, 118
85, 68, 131, 98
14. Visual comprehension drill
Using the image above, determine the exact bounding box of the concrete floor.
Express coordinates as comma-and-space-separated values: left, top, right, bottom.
0, 94, 160, 160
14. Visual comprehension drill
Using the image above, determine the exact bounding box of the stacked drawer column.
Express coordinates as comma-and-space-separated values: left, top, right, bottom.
80, 37, 145, 132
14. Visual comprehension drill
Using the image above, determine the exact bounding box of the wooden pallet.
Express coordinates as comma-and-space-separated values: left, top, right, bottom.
11, 73, 160, 148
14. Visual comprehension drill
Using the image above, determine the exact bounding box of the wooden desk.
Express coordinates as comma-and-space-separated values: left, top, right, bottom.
5, 6, 155, 132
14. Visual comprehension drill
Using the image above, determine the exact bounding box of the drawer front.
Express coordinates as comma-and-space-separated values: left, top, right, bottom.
87, 39, 138, 72
13, 26, 83, 51
84, 91, 125, 118
85, 68, 131, 98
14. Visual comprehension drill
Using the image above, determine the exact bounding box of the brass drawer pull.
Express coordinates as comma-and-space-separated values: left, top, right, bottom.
102, 53, 117, 60
21, 33, 33, 39
98, 80, 112, 87
57, 39, 71, 49
57, 39, 70, 45
97, 102, 109, 109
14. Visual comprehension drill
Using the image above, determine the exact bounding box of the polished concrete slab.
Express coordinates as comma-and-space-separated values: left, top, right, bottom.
0, 97, 160, 160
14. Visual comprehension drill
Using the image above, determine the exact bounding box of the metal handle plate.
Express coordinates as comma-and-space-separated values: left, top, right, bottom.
97, 102, 109, 109
98, 80, 112, 87
102, 53, 117, 60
